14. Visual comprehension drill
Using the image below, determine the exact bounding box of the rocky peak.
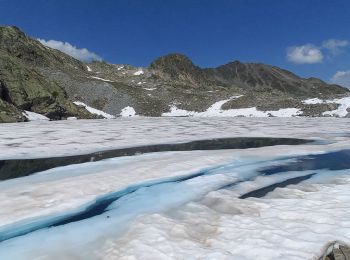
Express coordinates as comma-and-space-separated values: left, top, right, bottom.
0, 26, 27, 41
0, 26, 84, 70
150, 53, 196, 70
0, 26, 36, 55
149, 54, 204, 83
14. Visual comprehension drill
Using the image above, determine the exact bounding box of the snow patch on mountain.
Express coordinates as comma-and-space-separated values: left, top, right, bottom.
133, 69, 144, 76
303, 97, 350, 117
323, 97, 350, 117
303, 98, 325, 104
163, 96, 302, 117
73, 101, 115, 119
120, 106, 137, 117
22, 111, 49, 121
90, 76, 114, 82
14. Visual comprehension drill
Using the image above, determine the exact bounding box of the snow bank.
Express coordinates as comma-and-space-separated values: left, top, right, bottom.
323, 97, 350, 117
303, 96, 350, 117
303, 98, 325, 104
163, 96, 302, 117
73, 101, 115, 119
120, 106, 137, 117
22, 111, 49, 121
133, 69, 144, 76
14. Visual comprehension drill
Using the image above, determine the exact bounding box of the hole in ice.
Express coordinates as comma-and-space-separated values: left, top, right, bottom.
238, 149, 350, 198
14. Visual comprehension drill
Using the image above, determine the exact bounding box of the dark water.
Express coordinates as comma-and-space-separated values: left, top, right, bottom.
239, 174, 316, 199
0, 137, 310, 180
260, 150, 350, 175
238, 149, 350, 199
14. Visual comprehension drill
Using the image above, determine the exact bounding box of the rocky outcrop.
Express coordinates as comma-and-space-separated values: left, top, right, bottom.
0, 26, 94, 122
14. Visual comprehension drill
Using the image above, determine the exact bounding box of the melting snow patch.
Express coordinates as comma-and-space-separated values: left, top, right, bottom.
90, 76, 114, 82
22, 111, 49, 121
117, 66, 124, 71
120, 106, 137, 117
302, 97, 350, 117
73, 101, 115, 119
323, 97, 350, 117
163, 96, 302, 117
143, 87, 156, 91
303, 98, 324, 104
86, 65, 92, 72
133, 69, 144, 76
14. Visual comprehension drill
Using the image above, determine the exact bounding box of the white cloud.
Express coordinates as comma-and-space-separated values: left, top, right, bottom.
322, 39, 349, 55
331, 70, 350, 88
38, 39, 101, 62
286, 44, 323, 64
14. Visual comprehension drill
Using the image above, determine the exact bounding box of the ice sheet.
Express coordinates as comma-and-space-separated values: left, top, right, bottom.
1, 117, 349, 159
0, 118, 350, 259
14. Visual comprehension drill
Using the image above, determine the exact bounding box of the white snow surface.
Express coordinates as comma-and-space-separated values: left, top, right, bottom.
163, 96, 302, 117
22, 111, 49, 121
86, 65, 92, 72
73, 101, 115, 119
133, 69, 144, 76
89, 76, 114, 82
303, 98, 325, 104
0, 117, 349, 160
0, 118, 350, 259
120, 106, 137, 117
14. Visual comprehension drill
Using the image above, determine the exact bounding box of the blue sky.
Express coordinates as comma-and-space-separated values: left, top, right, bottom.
1, 0, 350, 86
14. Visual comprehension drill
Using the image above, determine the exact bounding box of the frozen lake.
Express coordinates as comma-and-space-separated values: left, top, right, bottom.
0, 118, 350, 259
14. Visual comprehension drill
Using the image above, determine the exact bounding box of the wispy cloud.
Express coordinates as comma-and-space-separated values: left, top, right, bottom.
322, 39, 349, 55
331, 70, 350, 89
38, 39, 101, 62
286, 44, 323, 64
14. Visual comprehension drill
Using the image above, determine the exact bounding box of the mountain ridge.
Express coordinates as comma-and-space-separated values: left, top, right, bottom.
0, 26, 349, 122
